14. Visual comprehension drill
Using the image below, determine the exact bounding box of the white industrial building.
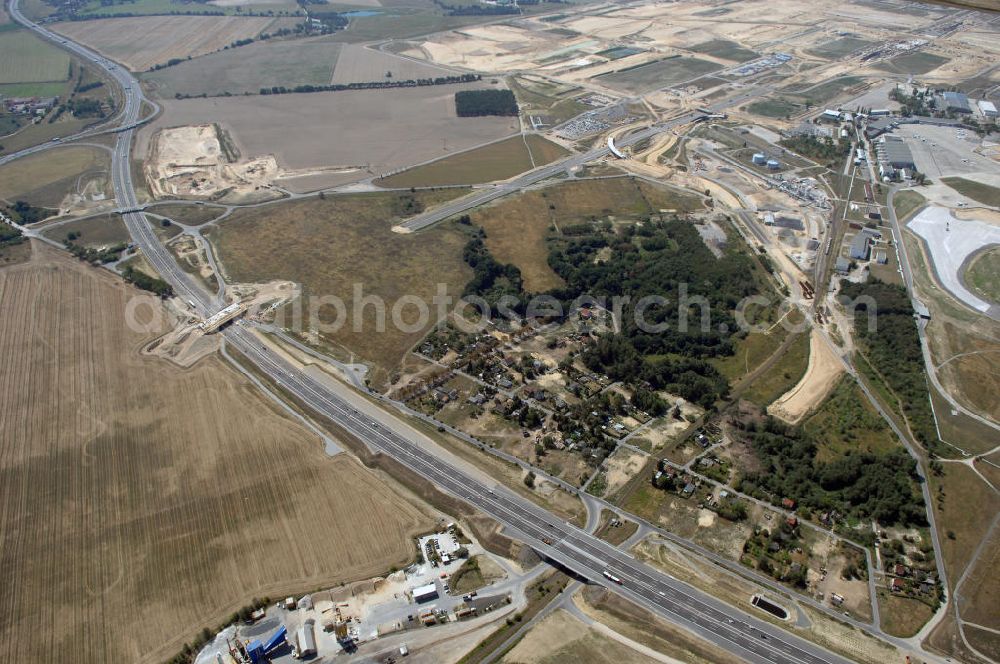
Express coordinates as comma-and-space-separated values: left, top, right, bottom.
297, 620, 317, 657
979, 100, 998, 119
412, 583, 438, 602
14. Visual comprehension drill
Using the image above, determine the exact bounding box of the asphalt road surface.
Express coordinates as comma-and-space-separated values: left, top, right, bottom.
7, 8, 853, 661
397, 88, 767, 232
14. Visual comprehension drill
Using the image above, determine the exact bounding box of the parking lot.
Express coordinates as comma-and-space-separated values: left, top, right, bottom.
900, 124, 996, 179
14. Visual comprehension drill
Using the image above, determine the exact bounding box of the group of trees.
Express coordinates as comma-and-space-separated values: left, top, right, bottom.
548, 219, 759, 406
2, 200, 50, 225
121, 265, 174, 298
0, 224, 25, 253
66, 240, 127, 265
455, 89, 519, 117
462, 233, 525, 312
889, 87, 937, 117
838, 279, 939, 452
736, 417, 927, 527
256, 73, 481, 98
778, 134, 851, 168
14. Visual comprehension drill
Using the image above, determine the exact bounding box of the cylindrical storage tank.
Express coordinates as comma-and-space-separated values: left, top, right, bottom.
766, 159, 780, 170
752, 152, 766, 165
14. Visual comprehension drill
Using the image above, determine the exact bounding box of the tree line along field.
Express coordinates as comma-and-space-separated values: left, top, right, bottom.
0, 243, 435, 664
376, 134, 568, 188
0, 28, 71, 84
142, 37, 342, 98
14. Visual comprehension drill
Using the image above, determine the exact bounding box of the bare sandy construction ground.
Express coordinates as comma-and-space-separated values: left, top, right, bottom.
0, 243, 434, 664
145, 124, 281, 201
52, 15, 286, 71
769, 329, 843, 423
502, 608, 664, 664
138, 86, 517, 191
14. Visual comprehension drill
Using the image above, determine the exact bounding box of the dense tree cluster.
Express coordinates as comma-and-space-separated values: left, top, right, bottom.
0, 224, 25, 251
838, 279, 939, 451
66, 241, 127, 265
455, 89, 519, 117
737, 417, 927, 526
121, 265, 174, 297
778, 135, 850, 167
462, 233, 525, 310
2, 201, 50, 225
547, 219, 759, 405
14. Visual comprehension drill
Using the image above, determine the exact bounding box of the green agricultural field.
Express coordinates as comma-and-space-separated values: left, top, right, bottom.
941, 177, 1000, 208
875, 51, 949, 76
143, 38, 341, 98
745, 98, 799, 118
687, 39, 757, 63
42, 214, 129, 248
0, 29, 71, 85
964, 246, 1000, 305
376, 135, 567, 188
0, 81, 67, 98
782, 76, 864, 106
596, 56, 723, 94
806, 37, 875, 60
892, 190, 926, 222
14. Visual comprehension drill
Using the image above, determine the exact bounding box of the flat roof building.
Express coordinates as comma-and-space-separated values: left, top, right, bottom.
875, 135, 916, 178
849, 232, 871, 260
979, 100, 998, 118
412, 583, 438, 602
941, 91, 971, 114
865, 117, 896, 139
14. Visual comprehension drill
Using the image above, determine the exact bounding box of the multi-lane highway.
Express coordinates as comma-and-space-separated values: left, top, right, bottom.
7, 6, 856, 661
396, 118, 698, 232
396, 86, 766, 232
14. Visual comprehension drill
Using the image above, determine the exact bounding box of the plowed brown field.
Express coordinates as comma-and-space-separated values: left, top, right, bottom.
0, 243, 433, 663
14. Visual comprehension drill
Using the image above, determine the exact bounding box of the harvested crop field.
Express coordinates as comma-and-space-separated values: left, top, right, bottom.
208, 189, 473, 387
138, 86, 517, 191
0, 145, 109, 208
330, 43, 460, 85
0, 28, 70, 84
51, 15, 284, 71
0, 243, 434, 664
595, 56, 722, 93
142, 36, 342, 98
376, 134, 568, 188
